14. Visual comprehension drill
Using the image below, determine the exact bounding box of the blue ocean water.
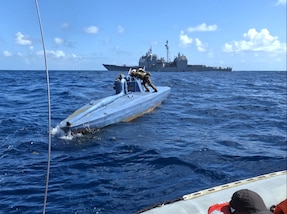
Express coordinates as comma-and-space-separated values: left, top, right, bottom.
0, 70, 286, 214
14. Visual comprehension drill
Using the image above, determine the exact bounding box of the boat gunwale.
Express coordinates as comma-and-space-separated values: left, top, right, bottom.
136, 170, 287, 213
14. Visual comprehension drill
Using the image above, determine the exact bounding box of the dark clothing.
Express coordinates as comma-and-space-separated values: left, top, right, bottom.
230, 189, 272, 214
130, 70, 157, 92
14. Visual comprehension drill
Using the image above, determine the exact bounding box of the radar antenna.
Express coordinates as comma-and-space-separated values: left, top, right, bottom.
165, 40, 170, 63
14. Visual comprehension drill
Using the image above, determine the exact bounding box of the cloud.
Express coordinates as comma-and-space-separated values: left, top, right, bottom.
118, 25, 125, 34
179, 31, 193, 47
61, 23, 70, 30
3, 50, 13, 57
179, 32, 208, 51
84, 26, 99, 34
37, 50, 66, 58
48, 50, 66, 58
223, 28, 286, 53
17, 52, 24, 57
15, 32, 32, 45
54, 37, 64, 44
36, 50, 81, 60
195, 38, 207, 52
71, 54, 80, 59
54, 37, 75, 48
188, 23, 217, 32
276, 0, 286, 5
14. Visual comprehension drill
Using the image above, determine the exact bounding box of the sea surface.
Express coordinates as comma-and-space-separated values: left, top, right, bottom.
0, 70, 286, 214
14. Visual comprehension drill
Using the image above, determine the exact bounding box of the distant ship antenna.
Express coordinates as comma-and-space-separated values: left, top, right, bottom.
165, 40, 170, 63
34, 0, 52, 213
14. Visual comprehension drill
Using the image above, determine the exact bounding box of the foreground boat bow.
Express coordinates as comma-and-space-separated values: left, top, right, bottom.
137, 170, 287, 214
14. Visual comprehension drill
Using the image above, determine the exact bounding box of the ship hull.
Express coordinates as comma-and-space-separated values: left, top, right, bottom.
152, 66, 232, 72
103, 64, 142, 71
103, 64, 232, 72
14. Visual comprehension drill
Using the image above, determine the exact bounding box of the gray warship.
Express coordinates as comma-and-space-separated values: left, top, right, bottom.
103, 41, 232, 72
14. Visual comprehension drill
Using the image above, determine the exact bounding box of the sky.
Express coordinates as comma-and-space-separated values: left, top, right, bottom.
0, 0, 286, 71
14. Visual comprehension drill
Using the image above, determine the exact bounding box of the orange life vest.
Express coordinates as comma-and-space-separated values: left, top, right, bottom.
208, 202, 231, 214
274, 199, 287, 214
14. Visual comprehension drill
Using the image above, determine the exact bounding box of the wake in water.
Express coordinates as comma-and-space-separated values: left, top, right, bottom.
51, 125, 101, 140
51, 125, 81, 140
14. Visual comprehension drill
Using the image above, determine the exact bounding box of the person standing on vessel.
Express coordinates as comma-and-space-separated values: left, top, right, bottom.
130, 68, 158, 93
113, 73, 128, 94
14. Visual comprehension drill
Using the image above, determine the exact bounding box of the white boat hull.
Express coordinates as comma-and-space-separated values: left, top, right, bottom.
59, 86, 170, 133
138, 170, 287, 213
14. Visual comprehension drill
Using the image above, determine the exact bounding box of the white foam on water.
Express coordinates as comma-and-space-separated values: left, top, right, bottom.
52, 125, 87, 140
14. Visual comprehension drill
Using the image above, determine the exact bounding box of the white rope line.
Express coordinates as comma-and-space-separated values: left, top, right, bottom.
34, 0, 52, 213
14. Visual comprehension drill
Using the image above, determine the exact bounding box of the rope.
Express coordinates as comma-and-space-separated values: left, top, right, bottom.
34, 0, 52, 213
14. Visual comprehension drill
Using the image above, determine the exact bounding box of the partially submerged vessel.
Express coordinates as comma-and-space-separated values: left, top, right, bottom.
102, 64, 142, 72
137, 170, 287, 214
59, 69, 170, 133
103, 41, 232, 72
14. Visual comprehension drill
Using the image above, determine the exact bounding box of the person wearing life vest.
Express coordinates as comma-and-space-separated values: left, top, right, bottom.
271, 199, 287, 214
130, 68, 158, 93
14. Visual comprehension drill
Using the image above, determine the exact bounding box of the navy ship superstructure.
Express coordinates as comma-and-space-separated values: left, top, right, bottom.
103, 41, 232, 72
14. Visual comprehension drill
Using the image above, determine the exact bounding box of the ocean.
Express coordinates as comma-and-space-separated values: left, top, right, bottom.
0, 70, 286, 214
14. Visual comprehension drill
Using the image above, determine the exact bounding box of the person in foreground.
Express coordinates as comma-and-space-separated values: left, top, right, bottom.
130, 68, 158, 93
271, 199, 287, 214
229, 189, 272, 214
208, 189, 273, 214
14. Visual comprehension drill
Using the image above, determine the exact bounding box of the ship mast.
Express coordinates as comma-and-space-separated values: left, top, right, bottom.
165, 40, 170, 63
